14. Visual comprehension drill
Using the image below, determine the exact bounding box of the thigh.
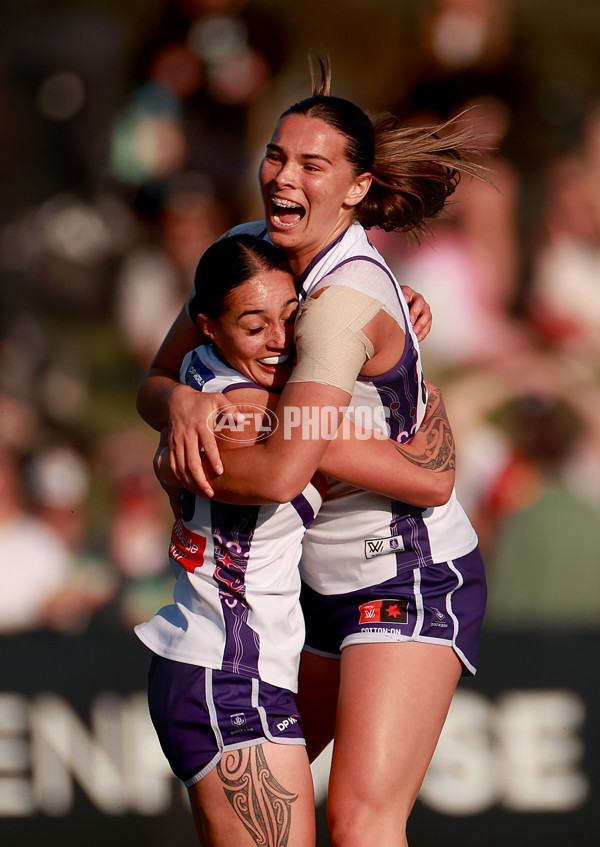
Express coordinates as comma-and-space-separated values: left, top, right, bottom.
329, 642, 462, 830
188, 741, 315, 847
296, 649, 341, 763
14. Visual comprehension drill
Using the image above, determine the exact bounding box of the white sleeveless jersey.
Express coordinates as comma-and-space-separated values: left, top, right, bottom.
295, 223, 478, 594
189, 222, 478, 596
135, 344, 324, 691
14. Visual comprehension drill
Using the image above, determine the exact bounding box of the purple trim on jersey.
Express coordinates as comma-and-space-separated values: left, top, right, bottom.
390, 501, 433, 571
317, 255, 406, 323
184, 348, 269, 396
290, 492, 318, 529
210, 502, 261, 677
297, 228, 349, 299
358, 350, 424, 443
222, 381, 268, 393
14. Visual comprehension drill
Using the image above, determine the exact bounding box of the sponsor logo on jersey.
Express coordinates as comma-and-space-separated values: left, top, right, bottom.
187, 364, 207, 390
169, 518, 207, 573
364, 534, 405, 559
431, 606, 449, 628
277, 714, 299, 733
358, 599, 408, 625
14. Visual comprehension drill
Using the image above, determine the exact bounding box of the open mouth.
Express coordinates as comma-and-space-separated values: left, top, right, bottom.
270, 197, 305, 228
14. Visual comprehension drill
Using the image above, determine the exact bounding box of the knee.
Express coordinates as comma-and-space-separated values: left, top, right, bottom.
326, 794, 409, 847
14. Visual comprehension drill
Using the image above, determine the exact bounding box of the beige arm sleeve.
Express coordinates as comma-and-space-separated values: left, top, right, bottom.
287, 286, 381, 395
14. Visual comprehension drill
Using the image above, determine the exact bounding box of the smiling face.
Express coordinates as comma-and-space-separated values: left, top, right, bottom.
259, 113, 372, 275
197, 269, 298, 390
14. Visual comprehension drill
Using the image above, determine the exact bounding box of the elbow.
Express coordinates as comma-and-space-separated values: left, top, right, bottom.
266, 478, 305, 505
257, 467, 310, 504
430, 472, 454, 507
414, 472, 454, 509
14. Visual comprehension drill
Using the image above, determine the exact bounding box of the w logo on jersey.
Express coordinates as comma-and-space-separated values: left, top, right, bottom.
364, 534, 405, 559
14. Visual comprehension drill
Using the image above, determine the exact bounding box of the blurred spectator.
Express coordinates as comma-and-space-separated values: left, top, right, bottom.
94, 428, 173, 629
111, 0, 290, 219
1, 3, 129, 215
484, 390, 600, 629
394, 0, 525, 129
526, 102, 600, 363
0, 445, 74, 633
22, 441, 116, 629
114, 171, 229, 365
372, 96, 528, 376
24, 442, 91, 549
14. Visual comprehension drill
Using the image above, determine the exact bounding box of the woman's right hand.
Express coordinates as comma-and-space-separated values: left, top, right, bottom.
166, 384, 228, 497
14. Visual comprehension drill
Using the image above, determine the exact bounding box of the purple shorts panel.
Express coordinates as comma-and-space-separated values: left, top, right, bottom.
147, 657, 305, 786
301, 547, 487, 675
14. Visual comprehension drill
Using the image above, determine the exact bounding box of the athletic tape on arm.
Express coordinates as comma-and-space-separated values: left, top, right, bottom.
287, 286, 380, 395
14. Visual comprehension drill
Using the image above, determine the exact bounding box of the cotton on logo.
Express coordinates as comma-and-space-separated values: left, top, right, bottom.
207, 404, 279, 444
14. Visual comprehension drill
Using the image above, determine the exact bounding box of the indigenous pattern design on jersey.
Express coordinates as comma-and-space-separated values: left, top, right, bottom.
135, 344, 324, 691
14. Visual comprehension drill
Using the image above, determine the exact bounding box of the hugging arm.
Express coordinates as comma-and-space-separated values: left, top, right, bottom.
137, 289, 433, 496
155, 382, 455, 510
319, 382, 455, 507
193, 290, 436, 504
180, 379, 454, 507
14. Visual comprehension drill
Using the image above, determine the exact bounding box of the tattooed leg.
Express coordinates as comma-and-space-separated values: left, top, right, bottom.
217, 746, 297, 847
187, 742, 314, 847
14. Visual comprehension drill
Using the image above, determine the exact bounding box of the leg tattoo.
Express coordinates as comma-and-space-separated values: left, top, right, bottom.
217, 746, 298, 847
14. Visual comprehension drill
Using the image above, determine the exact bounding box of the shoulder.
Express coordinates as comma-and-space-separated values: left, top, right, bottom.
315, 257, 394, 300
314, 225, 394, 291
180, 345, 268, 395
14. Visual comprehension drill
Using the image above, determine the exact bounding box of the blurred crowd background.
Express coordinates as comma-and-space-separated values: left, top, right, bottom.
1, 0, 600, 638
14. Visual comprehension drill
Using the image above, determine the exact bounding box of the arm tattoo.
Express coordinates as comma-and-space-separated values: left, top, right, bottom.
217, 745, 298, 847
395, 388, 456, 472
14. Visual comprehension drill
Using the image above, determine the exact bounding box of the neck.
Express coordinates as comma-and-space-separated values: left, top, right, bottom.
287, 223, 354, 279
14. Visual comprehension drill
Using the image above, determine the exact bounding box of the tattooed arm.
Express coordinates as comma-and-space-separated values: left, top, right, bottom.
318, 382, 456, 507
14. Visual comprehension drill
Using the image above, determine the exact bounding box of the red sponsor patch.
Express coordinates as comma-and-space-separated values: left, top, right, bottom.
169, 518, 206, 573
359, 599, 408, 625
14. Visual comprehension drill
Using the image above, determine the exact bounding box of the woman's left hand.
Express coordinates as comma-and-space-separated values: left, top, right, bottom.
401, 285, 432, 341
